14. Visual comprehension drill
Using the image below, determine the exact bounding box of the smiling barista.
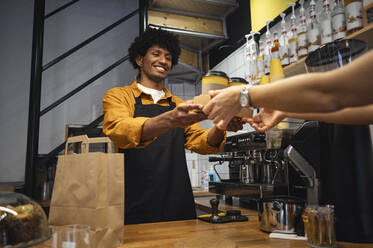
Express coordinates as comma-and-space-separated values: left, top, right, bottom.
102, 28, 243, 225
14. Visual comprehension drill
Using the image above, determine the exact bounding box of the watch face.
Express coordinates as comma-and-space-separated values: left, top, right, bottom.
240, 94, 248, 107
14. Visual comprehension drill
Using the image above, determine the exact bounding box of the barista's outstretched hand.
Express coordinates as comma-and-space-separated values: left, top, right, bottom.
244, 109, 285, 132
225, 117, 244, 132
202, 86, 243, 130
170, 102, 207, 128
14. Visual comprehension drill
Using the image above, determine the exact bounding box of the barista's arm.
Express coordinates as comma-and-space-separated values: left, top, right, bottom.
103, 89, 207, 148
141, 103, 207, 141
185, 117, 243, 154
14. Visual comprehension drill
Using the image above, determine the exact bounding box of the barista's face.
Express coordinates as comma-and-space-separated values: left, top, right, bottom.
136, 45, 172, 83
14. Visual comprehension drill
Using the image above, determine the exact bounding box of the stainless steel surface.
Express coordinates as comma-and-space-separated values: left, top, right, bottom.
148, 24, 227, 54
239, 164, 248, 184
261, 163, 275, 185
259, 197, 305, 234
209, 132, 290, 201
149, 6, 223, 20
149, 0, 238, 18
285, 145, 319, 206
247, 159, 259, 184
209, 181, 274, 198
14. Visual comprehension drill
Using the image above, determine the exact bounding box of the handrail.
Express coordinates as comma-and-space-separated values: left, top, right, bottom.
40, 55, 129, 116
44, 0, 80, 19
86, 114, 104, 129
40, 114, 104, 166
42, 9, 139, 71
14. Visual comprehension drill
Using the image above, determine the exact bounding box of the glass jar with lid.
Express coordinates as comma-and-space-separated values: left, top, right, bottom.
0, 192, 51, 247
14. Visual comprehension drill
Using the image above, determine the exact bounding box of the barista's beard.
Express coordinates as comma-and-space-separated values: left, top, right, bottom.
140, 70, 166, 86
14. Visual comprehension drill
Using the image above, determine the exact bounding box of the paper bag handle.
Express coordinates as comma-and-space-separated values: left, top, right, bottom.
65, 135, 89, 154
85, 137, 113, 154
65, 135, 113, 154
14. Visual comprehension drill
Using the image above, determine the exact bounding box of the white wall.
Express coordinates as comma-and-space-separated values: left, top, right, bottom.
0, 0, 139, 183
0, 1, 35, 183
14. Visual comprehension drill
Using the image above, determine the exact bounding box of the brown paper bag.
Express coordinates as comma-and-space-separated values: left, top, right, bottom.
49, 135, 124, 248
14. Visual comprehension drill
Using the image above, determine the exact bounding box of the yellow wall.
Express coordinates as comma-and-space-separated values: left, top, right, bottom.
250, 0, 297, 32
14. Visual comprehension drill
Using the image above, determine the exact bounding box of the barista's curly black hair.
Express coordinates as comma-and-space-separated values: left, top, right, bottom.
128, 28, 181, 69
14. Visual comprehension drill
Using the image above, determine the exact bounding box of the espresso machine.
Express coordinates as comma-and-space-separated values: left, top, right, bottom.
208, 126, 302, 204
208, 124, 308, 235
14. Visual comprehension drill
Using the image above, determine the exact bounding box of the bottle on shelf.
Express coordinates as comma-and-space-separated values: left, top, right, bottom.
332, 0, 347, 40
279, 13, 290, 66
288, 2, 298, 64
320, 0, 333, 44
244, 31, 260, 84
298, 0, 308, 58
257, 39, 265, 79
269, 31, 283, 81
271, 31, 280, 60
264, 20, 274, 74
307, 0, 321, 53
345, 0, 363, 34
363, 0, 373, 25
244, 33, 253, 83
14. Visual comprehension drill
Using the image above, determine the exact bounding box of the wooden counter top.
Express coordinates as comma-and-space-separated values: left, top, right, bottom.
37, 217, 371, 248
120, 216, 371, 248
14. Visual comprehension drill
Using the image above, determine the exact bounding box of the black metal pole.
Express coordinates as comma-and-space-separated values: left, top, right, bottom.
44, 0, 79, 19
25, 0, 45, 197
139, 0, 147, 34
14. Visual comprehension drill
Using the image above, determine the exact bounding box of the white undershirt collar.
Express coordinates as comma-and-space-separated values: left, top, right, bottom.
137, 83, 165, 104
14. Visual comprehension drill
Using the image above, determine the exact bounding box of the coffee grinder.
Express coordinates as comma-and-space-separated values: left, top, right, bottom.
286, 39, 373, 243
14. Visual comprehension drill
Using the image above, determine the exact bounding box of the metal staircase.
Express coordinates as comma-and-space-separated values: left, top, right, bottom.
24, 0, 237, 199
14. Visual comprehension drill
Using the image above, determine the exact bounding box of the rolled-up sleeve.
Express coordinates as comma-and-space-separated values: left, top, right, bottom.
184, 122, 226, 154
102, 88, 155, 149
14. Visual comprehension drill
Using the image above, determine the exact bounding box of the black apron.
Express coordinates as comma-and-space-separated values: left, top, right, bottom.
119, 95, 196, 225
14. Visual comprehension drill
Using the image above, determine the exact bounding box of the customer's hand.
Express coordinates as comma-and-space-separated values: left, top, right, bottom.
202, 86, 243, 130
170, 102, 207, 128
243, 109, 285, 132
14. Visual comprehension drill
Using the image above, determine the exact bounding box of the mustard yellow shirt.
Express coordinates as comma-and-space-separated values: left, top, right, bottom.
102, 81, 225, 154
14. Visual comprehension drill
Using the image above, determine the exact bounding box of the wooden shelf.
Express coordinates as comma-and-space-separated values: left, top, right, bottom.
283, 23, 373, 77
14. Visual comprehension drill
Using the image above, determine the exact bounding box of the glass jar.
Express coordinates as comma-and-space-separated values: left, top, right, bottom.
0, 192, 51, 247
302, 205, 336, 248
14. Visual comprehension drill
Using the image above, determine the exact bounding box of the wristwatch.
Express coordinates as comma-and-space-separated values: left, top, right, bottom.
239, 84, 254, 109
